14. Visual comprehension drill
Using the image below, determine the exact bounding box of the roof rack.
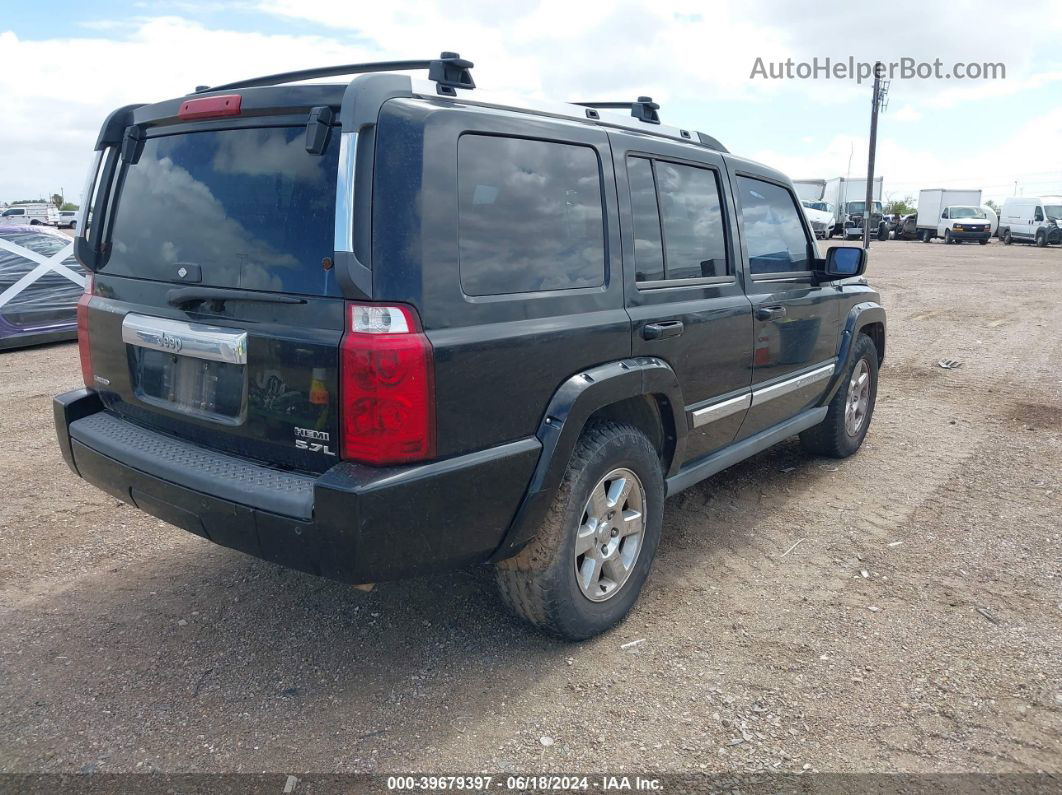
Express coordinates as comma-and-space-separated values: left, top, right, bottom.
573, 96, 660, 125
194, 51, 474, 95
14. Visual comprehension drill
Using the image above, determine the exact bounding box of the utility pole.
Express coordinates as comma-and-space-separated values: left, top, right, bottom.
863, 62, 888, 249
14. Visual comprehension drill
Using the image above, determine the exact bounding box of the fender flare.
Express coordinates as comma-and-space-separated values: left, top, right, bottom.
489, 356, 685, 561
822, 302, 886, 403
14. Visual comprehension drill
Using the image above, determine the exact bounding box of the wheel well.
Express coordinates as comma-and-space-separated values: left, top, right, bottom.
860, 322, 885, 364
586, 394, 676, 471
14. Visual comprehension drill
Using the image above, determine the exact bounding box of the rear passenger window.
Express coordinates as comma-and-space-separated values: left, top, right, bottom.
736, 177, 812, 275
626, 156, 728, 284
458, 135, 605, 296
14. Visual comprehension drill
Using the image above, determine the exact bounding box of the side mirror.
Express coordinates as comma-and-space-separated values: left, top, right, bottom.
819, 245, 867, 279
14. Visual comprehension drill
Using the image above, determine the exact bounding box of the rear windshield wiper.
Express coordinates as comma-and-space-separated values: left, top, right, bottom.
167, 287, 308, 310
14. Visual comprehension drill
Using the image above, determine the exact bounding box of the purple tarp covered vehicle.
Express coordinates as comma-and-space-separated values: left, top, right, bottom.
0, 225, 85, 350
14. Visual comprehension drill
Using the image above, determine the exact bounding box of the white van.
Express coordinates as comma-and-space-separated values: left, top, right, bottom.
0, 203, 58, 227
999, 196, 1062, 247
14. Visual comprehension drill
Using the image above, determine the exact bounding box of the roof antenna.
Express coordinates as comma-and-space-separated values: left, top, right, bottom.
428, 51, 475, 95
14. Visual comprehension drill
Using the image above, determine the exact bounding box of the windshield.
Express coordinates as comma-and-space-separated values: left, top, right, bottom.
101, 126, 340, 296
846, 201, 881, 215
950, 206, 986, 219
803, 201, 830, 212
1046, 205, 1062, 219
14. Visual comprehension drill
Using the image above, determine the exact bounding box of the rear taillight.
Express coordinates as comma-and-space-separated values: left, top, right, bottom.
76, 274, 94, 388
339, 303, 435, 466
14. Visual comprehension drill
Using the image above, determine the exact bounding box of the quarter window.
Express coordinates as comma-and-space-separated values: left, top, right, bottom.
457, 135, 606, 296
736, 177, 813, 275
626, 156, 729, 284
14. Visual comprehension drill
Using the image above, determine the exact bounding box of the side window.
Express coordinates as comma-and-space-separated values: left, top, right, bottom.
457, 134, 605, 296
941, 208, 949, 219
736, 176, 813, 275
625, 156, 729, 284
1035, 206, 1044, 222
626, 157, 664, 282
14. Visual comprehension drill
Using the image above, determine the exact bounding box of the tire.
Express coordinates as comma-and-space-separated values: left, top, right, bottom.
69, 220, 76, 230
495, 421, 665, 640
1035, 231, 1047, 248
877, 224, 888, 242
978, 239, 988, 245
921, 230, 932, 243
799, 334, 879, 459
944, 230, 953, 244
1002, 229, 1012, 245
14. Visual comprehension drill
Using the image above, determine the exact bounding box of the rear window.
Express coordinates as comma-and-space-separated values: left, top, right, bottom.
102, 126, 340, 296
457, 134, 606, 296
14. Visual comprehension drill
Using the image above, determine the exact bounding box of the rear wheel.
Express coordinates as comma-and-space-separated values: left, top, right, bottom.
496, 421, 664, 640
877, 223, 888, 241
1002, 229, 1012, 245
978, 239, 988, 245
921, 230, 932, 243
799, 334, 879, 459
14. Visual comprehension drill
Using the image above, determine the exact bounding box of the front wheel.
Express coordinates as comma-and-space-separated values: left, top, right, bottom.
877, 224, 888, 241
496, 421, 664, 640
1036, 231, 1047, 248
978, 239, 988, 245
800, 334, 879, 459
944, 230, 953, 244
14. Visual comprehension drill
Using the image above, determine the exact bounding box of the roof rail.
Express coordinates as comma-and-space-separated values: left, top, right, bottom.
194, 52, 474, 95
573, 96, 660, 125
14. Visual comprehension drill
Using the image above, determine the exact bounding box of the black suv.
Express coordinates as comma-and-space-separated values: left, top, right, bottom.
54, 55, 885, 639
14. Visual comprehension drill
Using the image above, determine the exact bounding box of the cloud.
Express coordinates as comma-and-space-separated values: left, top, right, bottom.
892, 105, 921, 122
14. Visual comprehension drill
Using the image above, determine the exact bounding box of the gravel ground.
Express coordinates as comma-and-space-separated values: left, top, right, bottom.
0, 239, 1059, 776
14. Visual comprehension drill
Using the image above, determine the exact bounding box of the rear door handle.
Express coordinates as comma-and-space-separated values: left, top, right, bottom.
642, 320, 684, 340
755, 305, 787, 321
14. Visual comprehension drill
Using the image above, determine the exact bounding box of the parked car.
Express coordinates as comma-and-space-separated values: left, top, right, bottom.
54, 54, 886, 639
0, 225, 84, 349
800, 199, 834, 239
999, 196, 1062, 247
892, 214, 919, 240
57, 210, 78, 229
0, 203, 58, 227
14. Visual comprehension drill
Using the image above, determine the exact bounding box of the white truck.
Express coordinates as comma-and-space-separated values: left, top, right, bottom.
0, 203, 59, 227
800, 199, 835, 239
822, 177, 886, 240
998, 196, 1062, 247
793, 179, 826, 203
915, 189, 990, 244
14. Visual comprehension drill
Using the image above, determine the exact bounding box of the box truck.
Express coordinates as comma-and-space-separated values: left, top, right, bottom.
822, 177, 886, 240
915, 189, 990, 244
793, 179, 826, 202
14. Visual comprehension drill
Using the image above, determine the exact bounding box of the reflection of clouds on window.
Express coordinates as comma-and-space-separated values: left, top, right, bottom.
655, 162, 727, 279
104, 127, 339, 296
458, 135, 605, 296
738, 177, 811, 275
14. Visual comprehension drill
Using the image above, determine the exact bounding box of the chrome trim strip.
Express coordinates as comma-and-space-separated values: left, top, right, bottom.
750, 362, 834, 407
122, 314, 248, 365
333, 131, 356, 253
690, 393, 751, 428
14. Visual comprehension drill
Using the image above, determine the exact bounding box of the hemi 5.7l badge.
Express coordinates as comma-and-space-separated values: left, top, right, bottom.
294, 427, 335, 456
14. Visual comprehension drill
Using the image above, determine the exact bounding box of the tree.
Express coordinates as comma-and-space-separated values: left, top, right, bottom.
51, 193, 64, 210
985, 199, 1000, 213
60, 202, 79, 211
884, 196, 916, 216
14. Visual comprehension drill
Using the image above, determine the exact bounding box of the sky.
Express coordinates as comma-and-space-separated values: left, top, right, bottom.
2, 0, 1061, 207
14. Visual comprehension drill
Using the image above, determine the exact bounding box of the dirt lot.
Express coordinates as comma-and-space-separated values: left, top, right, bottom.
1, 239, 1059, 776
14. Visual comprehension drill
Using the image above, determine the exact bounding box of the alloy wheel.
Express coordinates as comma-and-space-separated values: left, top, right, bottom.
574, 468, 646, 602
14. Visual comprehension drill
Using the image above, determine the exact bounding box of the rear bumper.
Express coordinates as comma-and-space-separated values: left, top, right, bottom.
55, 389, 540, 583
